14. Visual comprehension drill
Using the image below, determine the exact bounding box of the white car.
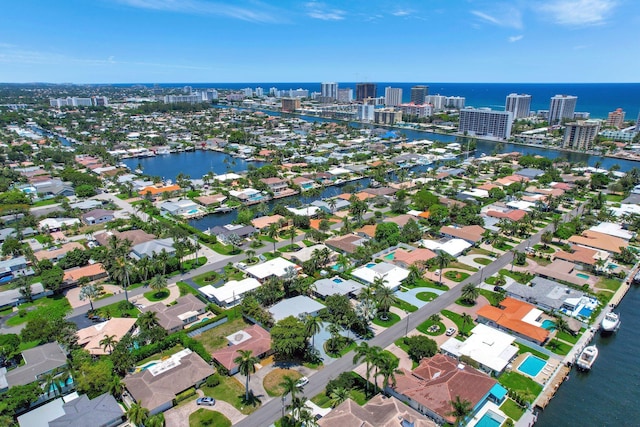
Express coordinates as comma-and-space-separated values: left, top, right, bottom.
445, 327, 457, 336
296, 376, 309, 388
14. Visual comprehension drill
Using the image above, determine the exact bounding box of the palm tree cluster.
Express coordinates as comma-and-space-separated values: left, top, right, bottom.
352, 342, 400, 394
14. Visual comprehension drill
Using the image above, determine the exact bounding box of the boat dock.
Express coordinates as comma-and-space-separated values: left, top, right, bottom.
535, 365, 571, 410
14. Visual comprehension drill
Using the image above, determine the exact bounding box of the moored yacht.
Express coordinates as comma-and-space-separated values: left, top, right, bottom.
601, 312, 620, 333
576, 345, 598, 371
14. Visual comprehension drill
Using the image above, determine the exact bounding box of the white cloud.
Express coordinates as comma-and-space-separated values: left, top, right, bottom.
392, 9, 411, 17
471, 7, 523, 29
539, 0, 617, 26
305, 2, 346, 20
114, 0, 283, 23
509, 35, 524, 42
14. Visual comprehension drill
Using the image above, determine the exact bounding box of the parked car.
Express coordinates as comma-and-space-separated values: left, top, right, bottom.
296, 377, 309, 388
445, 327, 456, 336
196, 397, 216, 406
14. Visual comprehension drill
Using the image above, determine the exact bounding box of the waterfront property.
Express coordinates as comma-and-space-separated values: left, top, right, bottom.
504, 276, 586, 315
476, 298, 550, 346
160, 199, 203, 217
124, 348, 214, 415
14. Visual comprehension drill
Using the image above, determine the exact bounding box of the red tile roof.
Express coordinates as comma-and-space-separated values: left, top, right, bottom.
476, 298, 549, 344
211, 324, 271, 371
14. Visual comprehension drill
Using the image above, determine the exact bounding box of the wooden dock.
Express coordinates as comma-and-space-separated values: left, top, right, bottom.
535, 365, 571, 410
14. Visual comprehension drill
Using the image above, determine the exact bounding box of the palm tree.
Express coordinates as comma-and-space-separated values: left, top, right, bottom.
148, 275, 168, 297
109, 375, 125, 400
288, 225, 297, 247
329, 386, 351, 407
327, 198, 337, 214
246, 249, 256, 263
100, 334, 117, 354
43, 371, 62, 397
305, 314, 322, 349
267, 223, 279, 254
353, 343, 380, 393
155, 249, 170, 276
137, 311, 159, 330
460, 313, 474, 336
137, 256, 153, 282
376, 353, 399, 391
461, 283, 479, 305
447, 395, 473, 427
555, 316, 571, 336
279, 375, 299, 419
146, 414, 165, 427
127, 401, 149, 426
78, 283, 101, 311
372, 274, 389, 292
376, 286, 397, 320
234, 349, 259, 402
428, 313, 442, 323
406, 263, 423, 285
111, 256, 132, 303
297, 407, 319, 427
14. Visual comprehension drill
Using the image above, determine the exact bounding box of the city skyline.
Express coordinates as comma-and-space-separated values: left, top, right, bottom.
0, 0, 636, 83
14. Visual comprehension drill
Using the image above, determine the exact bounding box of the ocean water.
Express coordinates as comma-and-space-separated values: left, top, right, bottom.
137, 82, 640, 119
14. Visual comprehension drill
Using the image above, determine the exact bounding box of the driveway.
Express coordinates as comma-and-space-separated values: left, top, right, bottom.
163, 390, 246, 427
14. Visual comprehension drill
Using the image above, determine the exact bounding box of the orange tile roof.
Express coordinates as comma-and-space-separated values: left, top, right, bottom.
568, 230, 627, 254
554, 245, 599, 266
63, 263, 107, 282
211, 324, 271, 371
477, 298, 549, 344
139, 184, 181, 195
393, 248, 436, 266
337, 192, 374, 201
309, 218, 340, 230
356, 224, 376, 238
418, 211, 431, 218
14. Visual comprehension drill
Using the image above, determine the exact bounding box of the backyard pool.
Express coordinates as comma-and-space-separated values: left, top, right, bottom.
579, 307, 593, 318
518, 355, 546, 377
332, 278, 343, 284
576, 273, 590, 280
475, 410, 504, 427
541, 319, 556, 330
384, 252, 395, 260
140, 362, 158, 371
366, 263, 376, 268
187, 209, 198, 214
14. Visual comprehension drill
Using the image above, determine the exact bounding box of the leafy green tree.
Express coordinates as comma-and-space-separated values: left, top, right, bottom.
234, 349, 259, 401
405, 335, 438, 363
461, 283, 479, 305
126, 401, 149, 426
271, 316, 309, 360
447, 395, 473, 427
412, 189, 439, 211
79, 283, 101, 311
1, 237, 23, 257
329, 386, 351, 407
75, 184, 97, 198
400, 219, 422, 243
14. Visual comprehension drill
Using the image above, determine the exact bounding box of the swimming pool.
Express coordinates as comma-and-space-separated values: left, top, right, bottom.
579, 307, 593, 318
332, 278, 343, 284
140, 362, 158, 371
576, 273, 590, 280
187, 209, 198, 214
607, 263, 618, 270
366, 263, 376, 268
541, 319, 556, 330
331, 264, 342, 271
475, 410, 504, 427
518, 355, 546, 377
384, 252, 395, 260
48, 377, 74, 392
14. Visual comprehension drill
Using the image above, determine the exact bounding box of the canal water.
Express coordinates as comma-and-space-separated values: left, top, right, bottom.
535, 285, 640, 426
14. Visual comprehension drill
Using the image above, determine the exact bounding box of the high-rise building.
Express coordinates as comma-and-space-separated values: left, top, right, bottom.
356, 83, 377, 101
459, 108, 513, 139
93, 96, 109, 106
410, 85, 429, 104
399, 103, 433, 118
445, 96, 466, 109
505, 93, 532, 119
425, 95, 446, 110
374, 108, 403, 125
281, 98, 301, 112
321, 82, 338, 100
548, 95, 577, 125
563, 120, 600, 150
337, 88, 353, 103
384, 87, 403, 107
164, 94, 201, 104
357, 104, 374, 121
606, 108, 625, 129
255, 87, 264, 97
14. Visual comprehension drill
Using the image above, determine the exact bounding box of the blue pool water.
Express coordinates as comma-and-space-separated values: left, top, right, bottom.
518, 355, 547, 377
187, 209, 198, 214
48, 377, 73, 392
140, 362, 158, 371
475, 411, 504, 427
331, 264, 342, 271
608, 263, 618, 269
200, 317, 209, 322
384, 253, 395, 260
332, 278, 343, 284
576, 273, 590, 280
541, 320, 556, 330
579, 307, 593, 317
366, 263, 376, 268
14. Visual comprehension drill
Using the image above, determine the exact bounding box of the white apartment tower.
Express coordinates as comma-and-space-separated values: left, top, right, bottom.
445, 96, 466, 109
425, 95, 446, 111
321, 82, 339, 100
337, 88, 353, 103
549, 95, 577, 125
384, 87, 403, 107
505, 93, 532, 119
563, 120, 600, 150
459, 108, 513, 139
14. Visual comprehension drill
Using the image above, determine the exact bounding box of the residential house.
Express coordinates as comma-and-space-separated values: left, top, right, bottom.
269, 295, 325, 322
94, 229, 155, 248
196, 194, 227, 206
39, 218, 80, 232
568, 230, 628, 254
440, 324, 518, 375
63, 264, 108, 285
310, 198, 350, 213
138, 184, 181, 198
476, 297, 550, 345
17, 393, 124, 427
260, 177, 290, 195
124, 349, 214, 415
326, 234, 367, 254
160, 199, 201, 216
439, 225, 485, 245
504, 276, 586, 314
421, 238, 472, 257
0, 256, 34, 282
313, 277, 363, 299
33, 179, 75, 197
34, 242, 84, 263
318, 394, 435, 427
211, 325, 272, 375
245, 257, 300, 282
1, 342, 68, 390
282, 244, 337, 265
0, 282, 51, 310
200, 278, 261, 308
351, 262, 409, 291
130, 238, 176, 260
392, 247, 437, 269
80, 209, 114, 226
76, 318, 138, 356
389, 354, 504, 426
251, 214, 289, 231
209, 224, 257, 245
142, 294, 206, 333
554, 245, 602, 269
515, 168, 545, 180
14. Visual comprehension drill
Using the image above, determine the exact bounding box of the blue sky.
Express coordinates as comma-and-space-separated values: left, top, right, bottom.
0, 0, 637, 83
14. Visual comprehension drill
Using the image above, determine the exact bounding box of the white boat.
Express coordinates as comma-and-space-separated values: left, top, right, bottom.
576, 345, 598, 371
601, 312, 620, 333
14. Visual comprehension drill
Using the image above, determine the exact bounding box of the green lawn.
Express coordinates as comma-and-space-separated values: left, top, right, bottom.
454, 298, 475, 307
441, 310, 474, 336
469, 248, 497, 257
194, 317, 252, 353
189, 409, 231, 427
555, 329, 580, 344
416, 319, 445, 336
606, 194, 624, 203
595, 277, 622, 292
394, 337, 411, 354
32, 198, 59, 207
177, 281, 200, 297
311, 392, 331, 408
96, 300, 140, 319
392, 299, 418, 313
325, 339, 357, 358
500, 398, 526, 421
210, 242, 242, 256
500, 269, 533, 284
546, 339, 572, 356
444, 271, 470, 282
415, 292, 438, 302
0, 306, 14, 316
192, 272, 220, 287
259, 235, 277, 243
143, 289, 170, 302
474, 257, 492, 265
7, 295, 72, 326
498, 372, 543, 403
201, 375, 260, 415
478, 289, 503, 306
494, 242, 514, 251
372, 312, 401, 327
515, 343, 550, 360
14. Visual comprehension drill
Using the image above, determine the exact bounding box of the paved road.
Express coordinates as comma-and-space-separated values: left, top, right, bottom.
234, 205, 584, 427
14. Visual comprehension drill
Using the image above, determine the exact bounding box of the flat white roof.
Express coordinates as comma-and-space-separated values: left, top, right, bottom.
351, 262, 409, 290
420, 238, 471, 257
440, 324, 518, 373
245, 257, 299, 280
506, 200, 536, 211
521, 307, 544, 327
269, 295, 325, 321
200, 278, 262, 304
589, 222, 634, 240
286, 206, 320, 217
